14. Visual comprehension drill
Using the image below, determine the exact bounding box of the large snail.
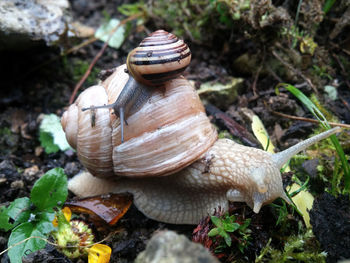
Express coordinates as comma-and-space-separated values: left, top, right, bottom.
62, 30, 341, 224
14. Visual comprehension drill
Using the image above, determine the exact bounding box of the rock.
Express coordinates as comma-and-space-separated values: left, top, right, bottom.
64, 162, 80, 177
135, 230, 219, 263
0, 160, 17, 178
24, 165, 39, 178
0, 0, 71, 50
10, 179, 24, 189
301, 158, 319, 178
197, 77, 244, 110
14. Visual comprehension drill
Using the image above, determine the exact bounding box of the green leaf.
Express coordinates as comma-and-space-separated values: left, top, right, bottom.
39, 132, 60, 154
30, 168, 68, 211
118, 2, 145, 16
224, 222, 240, 232
39, 114, 72, 154
7, 197, 32, 225
323, 0, 336, 14
95, 19, 125, 49
210, 216, 222, 228
238, 243, 245, 253
36, 212, 56, 235
208, 228, 219, 237
0, 198, 31, 231
8, 222, 47, 263
0, 206, 14, 231
222, 231, 232, 247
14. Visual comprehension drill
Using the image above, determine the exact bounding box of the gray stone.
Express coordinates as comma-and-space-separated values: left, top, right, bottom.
135, 230, 219, 263
0, 0, 71, 50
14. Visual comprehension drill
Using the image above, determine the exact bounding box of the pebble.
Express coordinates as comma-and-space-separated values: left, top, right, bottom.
24, 165, 39, 178
0, 177, 7, 184
64, 162, 80, 176
135, 230, 219, 263
11, 180, 24, 189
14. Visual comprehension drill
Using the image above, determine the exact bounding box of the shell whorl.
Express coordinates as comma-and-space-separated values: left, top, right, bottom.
126, 30, 191, 87
61, 65, 217, 178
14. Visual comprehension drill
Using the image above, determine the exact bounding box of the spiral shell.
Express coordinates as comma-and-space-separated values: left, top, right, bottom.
126, 30, 191, 87
61, 64, 217, 178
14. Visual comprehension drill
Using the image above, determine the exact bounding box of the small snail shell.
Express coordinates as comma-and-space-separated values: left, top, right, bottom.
126, 29, 191, 87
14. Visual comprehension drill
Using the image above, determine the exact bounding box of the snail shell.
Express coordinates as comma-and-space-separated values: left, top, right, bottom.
126, 30, 191, 87
61, 65, 217, 178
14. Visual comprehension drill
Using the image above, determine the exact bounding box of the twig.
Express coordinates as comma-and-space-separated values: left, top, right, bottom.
69, 14, 141, 104
331, 52, 350, 89
251, 64, 262, 98
205, 103, 259, 147
271, 110, 350, 129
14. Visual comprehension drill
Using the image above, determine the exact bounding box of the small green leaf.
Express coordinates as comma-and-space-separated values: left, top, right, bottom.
7, 197, 31, 226
95, 19, 125, 49
39, 114, 72, 154
224, 222, 240, 232
0, 206, 14, 231
36, 212, 56, 235
238, 243, 245, 253
208, 228, 219, 237
210, 216, 222, 228
118, 2, 145, 16
222, 232, 232, 247
8, 222, 47, 263
0, 198, 31, 231
30, 168, 68, 211
39, 132, 60, 154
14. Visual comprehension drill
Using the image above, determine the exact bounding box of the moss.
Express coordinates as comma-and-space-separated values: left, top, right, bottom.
218, 130, 234, 140
0, 127, 19, 154
72, 60, 100, 86
62, 57, 101, 88
256, 229, 326, 263
310, 94, 339, 123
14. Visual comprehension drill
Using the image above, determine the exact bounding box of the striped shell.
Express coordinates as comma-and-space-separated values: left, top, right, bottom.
126, 30, 191, 87
61, 64, 217, 178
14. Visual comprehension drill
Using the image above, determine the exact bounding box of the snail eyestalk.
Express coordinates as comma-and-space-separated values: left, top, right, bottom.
81, 76, 151, 143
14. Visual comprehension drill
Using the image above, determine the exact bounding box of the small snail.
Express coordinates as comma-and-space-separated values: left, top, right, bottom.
82, 30, 191, 143
62, 64, 341, 224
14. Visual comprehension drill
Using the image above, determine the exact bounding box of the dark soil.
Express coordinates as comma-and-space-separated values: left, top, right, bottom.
310, 193, 350, 263
1, 0, 350, 262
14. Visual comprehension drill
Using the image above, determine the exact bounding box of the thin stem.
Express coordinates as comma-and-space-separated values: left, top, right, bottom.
69, 14, 141, 104
271, 110, 350, 129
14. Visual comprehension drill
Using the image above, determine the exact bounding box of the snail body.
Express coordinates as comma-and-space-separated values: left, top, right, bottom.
82, 30, 191, 142
62, 65, 341, 224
